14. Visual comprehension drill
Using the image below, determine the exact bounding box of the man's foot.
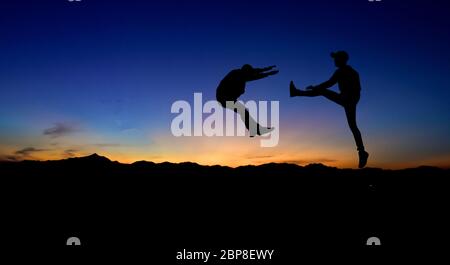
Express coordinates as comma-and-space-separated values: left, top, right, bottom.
258, 126, 274, 136
358, 150, 369, 168
249, 126, 274, 137
290, 81, 299, 97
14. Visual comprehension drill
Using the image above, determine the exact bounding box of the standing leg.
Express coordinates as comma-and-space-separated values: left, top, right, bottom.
345, 104, 369, 168
344, 104, 364, 150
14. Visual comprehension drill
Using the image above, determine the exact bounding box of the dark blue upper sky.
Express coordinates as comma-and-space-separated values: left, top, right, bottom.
1, 0, 449, 167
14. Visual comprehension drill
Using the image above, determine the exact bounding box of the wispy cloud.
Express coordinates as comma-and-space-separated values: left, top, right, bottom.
0, 155, 19, 161
279, 158, 337, 165
91, 143, 121, 147
63, 149, 78, 158
245, 154, 336, 165
245, 155, 275, 159
43, 123, 78, 138
15, 147, 47, 157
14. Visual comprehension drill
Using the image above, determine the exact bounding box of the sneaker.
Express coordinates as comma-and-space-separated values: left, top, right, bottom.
290, 81, 298, 97
358, 150, 369, 168
258, 126, 274, 136
249, 126, 274, 137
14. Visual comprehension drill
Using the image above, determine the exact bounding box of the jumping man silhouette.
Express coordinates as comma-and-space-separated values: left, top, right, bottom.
290, 51, 369, 168
216, 64, 278, 136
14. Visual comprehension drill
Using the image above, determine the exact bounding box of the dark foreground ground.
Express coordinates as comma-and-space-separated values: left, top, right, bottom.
1, 153, 449, 261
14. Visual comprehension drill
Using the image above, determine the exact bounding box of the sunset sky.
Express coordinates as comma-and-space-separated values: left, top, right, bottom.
1, 0, 449, 169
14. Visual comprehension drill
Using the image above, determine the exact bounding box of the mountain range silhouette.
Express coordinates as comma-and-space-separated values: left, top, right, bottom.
1, 153, 447, 178
1, 154, 449, 251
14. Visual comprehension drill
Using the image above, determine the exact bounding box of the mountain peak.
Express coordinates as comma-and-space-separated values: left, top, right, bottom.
75, 153, 111, 163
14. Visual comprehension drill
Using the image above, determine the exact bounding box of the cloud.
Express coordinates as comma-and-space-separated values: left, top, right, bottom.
244, 154, 336, 165
1, 147, 48, 161
314, 158, 338, 163
0, 155, 19, 161
279, 158, 337, 165
43, 123, 77, 138
91, 143, 121, 147
63, 149, 78, 158
15, 147, 47, 157
245, 155, 275, 159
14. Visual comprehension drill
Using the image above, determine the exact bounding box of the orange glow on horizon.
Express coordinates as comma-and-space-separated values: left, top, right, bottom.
2, 144, 449, 170
1, 128, 449, 170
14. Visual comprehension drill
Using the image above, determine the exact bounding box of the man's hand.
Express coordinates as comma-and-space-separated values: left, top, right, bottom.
246, 66, 279, 81
258, 65, 277, 72
266, 70, 279, 76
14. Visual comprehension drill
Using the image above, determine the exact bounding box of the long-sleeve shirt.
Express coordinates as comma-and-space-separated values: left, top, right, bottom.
316, 65, 361, 100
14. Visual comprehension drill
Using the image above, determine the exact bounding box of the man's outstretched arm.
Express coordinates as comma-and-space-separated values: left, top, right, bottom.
255, 65, 277, 73
309, 72, 338, 90
246, 70, 279, 81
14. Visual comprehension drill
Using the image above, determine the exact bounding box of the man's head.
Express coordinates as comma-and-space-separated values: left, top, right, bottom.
331, 51, 349, 68
241, 64, 254, 73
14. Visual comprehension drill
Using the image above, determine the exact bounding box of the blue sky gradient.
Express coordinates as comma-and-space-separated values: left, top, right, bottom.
1, 0, 449, 168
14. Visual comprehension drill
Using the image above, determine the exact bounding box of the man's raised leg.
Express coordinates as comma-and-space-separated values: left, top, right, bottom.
290, 81, 343, 105
227, 101, 273, 137
290, 81, 320, 97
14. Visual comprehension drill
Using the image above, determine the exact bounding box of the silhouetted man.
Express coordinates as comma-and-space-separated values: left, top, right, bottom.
217, 64, 278, 136
290, 51, 369, 168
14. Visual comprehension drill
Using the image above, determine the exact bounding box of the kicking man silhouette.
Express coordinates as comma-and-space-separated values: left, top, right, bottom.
290, 51, 369, 168
216, 64, 278, 136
